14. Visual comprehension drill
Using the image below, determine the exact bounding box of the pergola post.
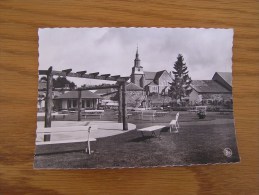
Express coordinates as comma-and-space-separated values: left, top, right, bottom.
118, 83, 122, 123
78, 88, 82, 121
122, 81, 128, 130
44, 66, 53, 132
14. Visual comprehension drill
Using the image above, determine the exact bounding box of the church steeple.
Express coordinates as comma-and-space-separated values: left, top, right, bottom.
136, 46, 139, 59
134, 46, 141, 67
131, 47, 144, 88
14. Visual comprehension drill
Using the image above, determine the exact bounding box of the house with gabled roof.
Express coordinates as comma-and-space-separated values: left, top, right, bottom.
189, 72, 232, 105
130, 48, 173, 95
54, 90, 102, 110
212, 72, 232, 91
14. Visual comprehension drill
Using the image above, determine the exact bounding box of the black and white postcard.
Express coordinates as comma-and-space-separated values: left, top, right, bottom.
34, 28, 240, 169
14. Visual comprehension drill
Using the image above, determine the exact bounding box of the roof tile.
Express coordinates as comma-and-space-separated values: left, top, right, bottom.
191, 80, 231, 93
55, 90, 101, 99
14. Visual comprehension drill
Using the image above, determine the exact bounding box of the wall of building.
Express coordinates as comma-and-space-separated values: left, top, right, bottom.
147, 85, 159, 94
61, 100, 67, 109
189, 90, 200, 104
131, 74, 144, 88
189, 91, 233, 105
126, 91, 146, 107
104, 90, 146, 108
55, 99, 97, 110
212, 73, 232, 91
157, 71, 172, 94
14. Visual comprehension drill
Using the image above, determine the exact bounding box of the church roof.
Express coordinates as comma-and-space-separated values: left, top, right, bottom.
144, 70, 170, 81
126, 82, 144, 91
95, 82, 143, 96
145, 81, 158, 86
144, 71, 157, 80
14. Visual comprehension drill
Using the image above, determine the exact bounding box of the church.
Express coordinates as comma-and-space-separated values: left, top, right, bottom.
130, 48, 173, 95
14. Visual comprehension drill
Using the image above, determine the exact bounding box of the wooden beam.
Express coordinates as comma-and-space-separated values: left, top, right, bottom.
118, 84, 122, 123
122, 82, 128, 130
39, 70, 48, 75
89, 72, 99, 78
111, 75, 120, 79
39, 70, 128, 82
77, 89, 82, 121
117, 77, 130, 82
38, 88, 71, 92
81, 84, 119, 91
38, 84, 120, 92
100, 91, 117, 97
62, 69, 72, 75
76, 71, 87, 76
100, 74, 110, 79
44, 66, 53, 129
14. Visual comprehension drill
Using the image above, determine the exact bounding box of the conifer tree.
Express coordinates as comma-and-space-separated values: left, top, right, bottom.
168, 54, 192, 103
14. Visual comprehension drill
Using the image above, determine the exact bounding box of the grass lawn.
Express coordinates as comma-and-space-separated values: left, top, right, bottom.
34, 111, 239, 168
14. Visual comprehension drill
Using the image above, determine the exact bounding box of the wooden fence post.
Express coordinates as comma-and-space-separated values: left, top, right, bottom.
122, 82, 128, 130
44, 66, 53, 129
44, 66, 53, 141
118, 84, 122, 123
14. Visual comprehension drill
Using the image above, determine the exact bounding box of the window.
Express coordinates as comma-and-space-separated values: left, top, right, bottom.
207, 99, 213, 105
73, 99, 77, 107
86, 100, 91, 107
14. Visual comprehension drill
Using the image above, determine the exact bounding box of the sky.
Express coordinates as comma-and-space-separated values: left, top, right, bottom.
38, 28, 233, 86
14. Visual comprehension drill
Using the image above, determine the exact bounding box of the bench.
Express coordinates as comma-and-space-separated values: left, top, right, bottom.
155, 111, 168, 117
115, 113, 132, 119
137, 125, 166, 138
82, 110, 104, 119
188, 109, 197, 113
37, 112, 68, 119
36, 125, 97, 154
141, 110, 156, 121
52, 112, 68, 119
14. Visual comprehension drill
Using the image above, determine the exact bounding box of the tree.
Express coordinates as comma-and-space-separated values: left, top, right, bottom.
39, 76, 47, 81
53, 76, 76, 89
168, 54, 192, 104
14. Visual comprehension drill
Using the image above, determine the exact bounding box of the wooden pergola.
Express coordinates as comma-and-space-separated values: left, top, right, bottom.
39, 66, 129, 130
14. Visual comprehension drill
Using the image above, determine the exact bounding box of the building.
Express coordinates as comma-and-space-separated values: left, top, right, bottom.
189, 72, 232, 105
130, 48, 173, 95
144, 70, 173, 95
212, 72, 232, 91
54, 90, 102, 110
94, 82, 146, 108
38, 80, 47, 111
38, 79, 64, 111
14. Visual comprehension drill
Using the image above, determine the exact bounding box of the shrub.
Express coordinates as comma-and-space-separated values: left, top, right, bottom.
197, 109, 206, 119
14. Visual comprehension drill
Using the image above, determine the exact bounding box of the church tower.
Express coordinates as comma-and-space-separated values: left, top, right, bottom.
131, 47, 144, 88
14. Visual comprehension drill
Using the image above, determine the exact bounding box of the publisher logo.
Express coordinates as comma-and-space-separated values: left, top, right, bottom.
223, 148, 232, 157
